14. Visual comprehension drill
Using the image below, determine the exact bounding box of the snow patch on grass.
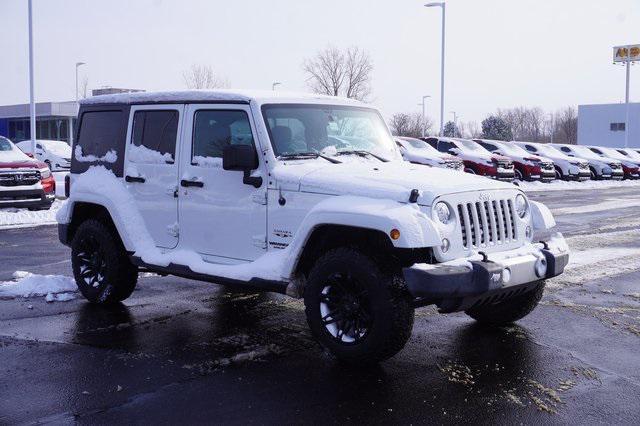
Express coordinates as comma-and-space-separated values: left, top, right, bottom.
0, 200, 63, 229
0, 271, 77, 301
520, 179, 640, 192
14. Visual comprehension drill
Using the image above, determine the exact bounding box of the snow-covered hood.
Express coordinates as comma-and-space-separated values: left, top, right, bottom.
274, 159, 516, 206
0, 148, 34, 165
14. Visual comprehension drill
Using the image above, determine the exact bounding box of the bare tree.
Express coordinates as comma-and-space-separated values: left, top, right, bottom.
497, 106, 546, 142
460, 120, 481, 139
303, 46, 373, 102
389, 113, 432, 138
183, 64, 230, 89
553, 106, 578, 145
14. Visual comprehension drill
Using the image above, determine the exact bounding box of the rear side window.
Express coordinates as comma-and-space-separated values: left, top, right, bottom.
0, 138, 12, 151
192, 110, 255, 163
130, 110, 179, 164
561, 147, 570, 153
76, 111, 123, 160
480, 142, 497, 151
524, 145, 536, 152
437, 141, 455, 153
590, 148, 603, 155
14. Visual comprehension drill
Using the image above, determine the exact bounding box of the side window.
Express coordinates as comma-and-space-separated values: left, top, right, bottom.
76, 110, 123, 160
437, 141, 455, 153
481, 142, 497, 152
192, 110, 255, 165
129, 110, 178, 164
591, 148, 602, 155
561, 147, 570, 153
524, 145, 536, 152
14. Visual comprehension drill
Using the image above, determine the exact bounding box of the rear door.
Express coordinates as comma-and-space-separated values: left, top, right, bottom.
124, 104, 183, 249
178, 104, 267, 261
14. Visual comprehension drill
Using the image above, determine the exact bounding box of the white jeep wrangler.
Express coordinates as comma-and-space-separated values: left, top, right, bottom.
57, 90, 569, 363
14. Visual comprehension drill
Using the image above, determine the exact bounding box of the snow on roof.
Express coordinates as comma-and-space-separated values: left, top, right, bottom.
80, 89, 367, 107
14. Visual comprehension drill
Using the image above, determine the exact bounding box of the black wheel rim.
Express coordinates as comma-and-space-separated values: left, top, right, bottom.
319, 272, 372, 344
76, 236, 107, 289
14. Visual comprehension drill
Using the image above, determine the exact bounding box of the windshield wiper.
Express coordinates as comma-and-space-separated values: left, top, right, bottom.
278, 151, 341, 164
335, 150, 389, 162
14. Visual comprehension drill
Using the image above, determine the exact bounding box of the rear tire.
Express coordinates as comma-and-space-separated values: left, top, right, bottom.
465, 282, 545, 325
71, 220, 138, 304
555, 167, 564, 180
304, 247, 414, 364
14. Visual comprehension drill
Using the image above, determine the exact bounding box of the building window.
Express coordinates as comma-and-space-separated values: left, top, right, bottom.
610, 122, 626, 132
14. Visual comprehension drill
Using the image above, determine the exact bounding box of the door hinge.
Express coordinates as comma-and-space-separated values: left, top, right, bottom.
167, 223, 179, 238
252, 235, 267, 250
252, 191, 267, 205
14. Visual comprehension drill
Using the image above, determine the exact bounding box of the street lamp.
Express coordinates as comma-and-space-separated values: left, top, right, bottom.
424, 2, 446, 137
28, 0, 36, 155
75, 62, 86, 102
418, 95, 431, 137
272, 81, 282, 91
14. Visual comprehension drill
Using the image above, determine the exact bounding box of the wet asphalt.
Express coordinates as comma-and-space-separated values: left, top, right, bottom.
1, 187, 640, 425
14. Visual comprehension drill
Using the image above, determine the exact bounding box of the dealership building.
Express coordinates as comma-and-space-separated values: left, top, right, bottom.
578, 102, 640, 148
0, 88, 143, 145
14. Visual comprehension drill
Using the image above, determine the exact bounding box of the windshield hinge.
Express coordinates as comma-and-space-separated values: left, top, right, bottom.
253, 235, 267, 250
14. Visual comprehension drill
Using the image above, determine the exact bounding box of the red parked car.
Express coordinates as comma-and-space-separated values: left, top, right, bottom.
474, 138, 556, 181
0, 136, 55, 210
424, 137, 516, 181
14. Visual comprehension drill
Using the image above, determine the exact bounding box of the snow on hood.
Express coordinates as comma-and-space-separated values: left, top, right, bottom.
273, 158, 516, 205
0, 147, 33, 164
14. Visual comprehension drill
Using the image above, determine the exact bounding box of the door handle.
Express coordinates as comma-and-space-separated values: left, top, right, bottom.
180, 179, 204, 188
125, 175, 146, 183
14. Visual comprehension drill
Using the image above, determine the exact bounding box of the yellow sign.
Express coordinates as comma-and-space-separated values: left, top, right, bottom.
614, 45, 640, 62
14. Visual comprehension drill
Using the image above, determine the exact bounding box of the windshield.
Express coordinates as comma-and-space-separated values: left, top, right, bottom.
597, 147, 626, 160
262, 105, 397, 160
570, 145, 603, 159
496, 142, 530, 156
0, 137, 13, 151
400, 137, 440, 154
41, 140, 72, 157
533, 143, 572, 160
454, 138, 491, 153
620, 149, 640, 160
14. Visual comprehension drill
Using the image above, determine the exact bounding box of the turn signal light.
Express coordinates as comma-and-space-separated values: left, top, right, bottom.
390, 229, 401, 240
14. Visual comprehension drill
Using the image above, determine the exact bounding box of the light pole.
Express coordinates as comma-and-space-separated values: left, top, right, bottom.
272, 82, 282, 91
418, 95, 431, 137
28, 0, 36, 155
75, 62, 86, 102
425, 2, 446, 137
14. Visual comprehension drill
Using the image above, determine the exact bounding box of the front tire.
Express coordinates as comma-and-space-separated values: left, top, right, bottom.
514, 169, 524, 181
465, 282, 545, 325
304, 247, 414, 364
71, 220, 138, 304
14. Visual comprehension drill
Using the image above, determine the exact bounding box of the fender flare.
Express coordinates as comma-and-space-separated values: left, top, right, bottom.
280, 195, 443, 279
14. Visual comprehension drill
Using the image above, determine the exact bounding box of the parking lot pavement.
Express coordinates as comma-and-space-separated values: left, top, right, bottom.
1, 186, 640, 424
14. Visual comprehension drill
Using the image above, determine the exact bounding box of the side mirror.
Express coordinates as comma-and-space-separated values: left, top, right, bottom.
223, 144, 258, 171
222, 145, 262, 188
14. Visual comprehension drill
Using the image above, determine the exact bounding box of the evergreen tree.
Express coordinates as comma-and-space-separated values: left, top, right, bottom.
481, 115, 513, 141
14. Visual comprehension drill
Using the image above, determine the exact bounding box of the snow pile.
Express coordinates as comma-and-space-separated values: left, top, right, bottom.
519, 179, 640, 192
193, 155, 222, 168
0, 200, 62, 229
127, 144, 173, 164
0, 271, 76, 301
75, 145, 117, 163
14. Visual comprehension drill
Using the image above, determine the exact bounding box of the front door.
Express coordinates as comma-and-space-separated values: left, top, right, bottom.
124, 104, 183, 249
178, 104, 267, 261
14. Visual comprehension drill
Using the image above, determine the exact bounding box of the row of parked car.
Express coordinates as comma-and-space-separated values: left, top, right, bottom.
395, 136, 640, 181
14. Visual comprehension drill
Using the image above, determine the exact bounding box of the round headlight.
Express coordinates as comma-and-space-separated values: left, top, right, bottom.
435, 202, 451, 224
515, 194, 528, 218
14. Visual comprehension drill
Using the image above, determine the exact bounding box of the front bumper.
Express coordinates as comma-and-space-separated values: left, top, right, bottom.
0, 188, 55, 209
403, 236, 569, 312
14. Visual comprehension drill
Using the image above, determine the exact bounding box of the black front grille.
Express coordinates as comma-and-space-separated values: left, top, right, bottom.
0, 171, 41, 187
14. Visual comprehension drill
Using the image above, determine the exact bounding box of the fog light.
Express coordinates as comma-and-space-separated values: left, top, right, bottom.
535, 257, 547, 278
525, 226, 533, 240
502, 267, 511, 283
441, 238, 450, 253
390, 229, 401, 240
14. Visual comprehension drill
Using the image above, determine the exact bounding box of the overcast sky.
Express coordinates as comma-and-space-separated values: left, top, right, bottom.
1, 0, 638, 125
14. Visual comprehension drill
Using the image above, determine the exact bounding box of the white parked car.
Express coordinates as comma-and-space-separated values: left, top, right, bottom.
58, 90, 569, 363
395, 137, 464, 171
617, 147, 640, 163
17, 139, 72, 171
550, 144, 624, 180
513, 141, 591, 181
